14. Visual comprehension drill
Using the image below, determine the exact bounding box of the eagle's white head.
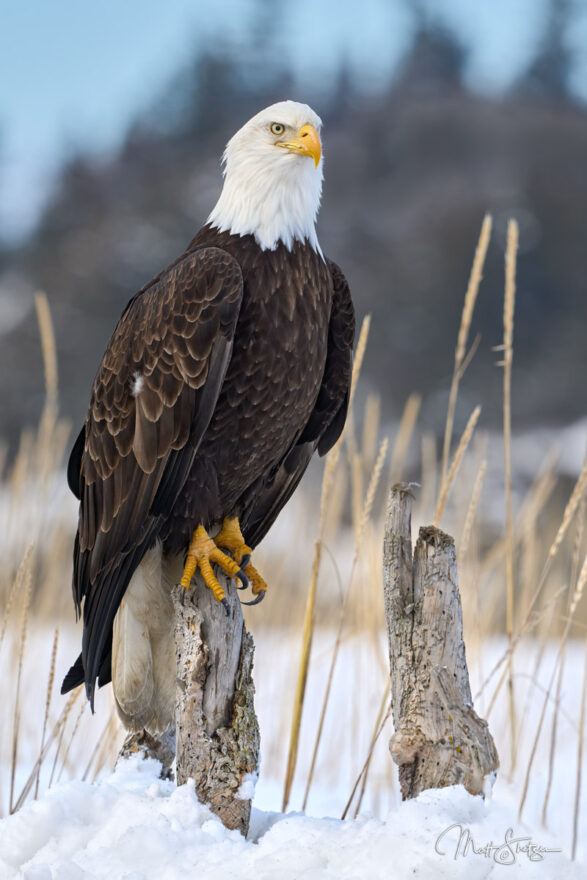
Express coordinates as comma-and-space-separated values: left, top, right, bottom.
208, 100, 323, 254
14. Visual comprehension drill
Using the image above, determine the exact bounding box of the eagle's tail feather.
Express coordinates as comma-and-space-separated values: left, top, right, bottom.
61, 653, 84, 694
111, 543, 176, 735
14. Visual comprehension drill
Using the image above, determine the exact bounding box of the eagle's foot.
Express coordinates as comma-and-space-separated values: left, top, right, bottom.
214, 516, 268, 605
180, 524, 248, 607
241, 562, 267, 605
213, 516, 253, 590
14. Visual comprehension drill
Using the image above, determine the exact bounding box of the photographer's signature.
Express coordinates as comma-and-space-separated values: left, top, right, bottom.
435, 824, 562, 864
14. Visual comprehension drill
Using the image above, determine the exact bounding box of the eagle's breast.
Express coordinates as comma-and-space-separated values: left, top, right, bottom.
205, 231, 331, 489
161, 227, 333, 548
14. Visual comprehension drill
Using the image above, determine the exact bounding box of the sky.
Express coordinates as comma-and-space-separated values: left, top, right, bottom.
1, 0, 584, 242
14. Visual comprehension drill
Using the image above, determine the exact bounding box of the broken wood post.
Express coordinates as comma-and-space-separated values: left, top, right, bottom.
171, 572, 260, 835
118, 727, 177, 780
383, 483, 499, 800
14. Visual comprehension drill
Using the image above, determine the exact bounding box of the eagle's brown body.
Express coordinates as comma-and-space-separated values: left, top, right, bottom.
162, 226, 337, 553
63, 223, 355, 706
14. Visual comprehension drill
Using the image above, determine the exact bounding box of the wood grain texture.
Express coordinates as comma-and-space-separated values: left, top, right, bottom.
172, 573, 259, 835
383, 484, 499, 799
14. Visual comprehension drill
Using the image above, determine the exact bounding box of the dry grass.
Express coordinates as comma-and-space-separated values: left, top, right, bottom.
502, 220, 519, 775
440, 214, 491, 488
573, 635, 587, 860
433, 404, 481, 527
281, 315, 372, 811
0, 233, 586, 859
300, 436, 388, 812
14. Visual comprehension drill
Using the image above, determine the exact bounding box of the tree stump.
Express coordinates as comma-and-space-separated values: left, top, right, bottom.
118, 727, 176, 780
172, 573, 260, 835
383, 483, 499, 800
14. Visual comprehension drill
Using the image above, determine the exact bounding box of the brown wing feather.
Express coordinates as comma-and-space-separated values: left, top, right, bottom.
242, 258, 355, 548
64, 247, 243, 705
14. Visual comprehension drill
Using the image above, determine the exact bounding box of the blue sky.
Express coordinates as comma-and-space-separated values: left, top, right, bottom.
1, 0, 584, 241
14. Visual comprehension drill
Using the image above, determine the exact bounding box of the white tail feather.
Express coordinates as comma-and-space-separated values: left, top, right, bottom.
112, 543, 176, 734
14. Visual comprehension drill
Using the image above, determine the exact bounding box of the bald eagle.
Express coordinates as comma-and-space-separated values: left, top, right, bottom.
62, 101, 355, 734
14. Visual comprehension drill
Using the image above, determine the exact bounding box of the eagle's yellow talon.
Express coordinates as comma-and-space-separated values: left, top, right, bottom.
244, 562, 267, 596
180, 556, 197, 590
214, 516, 269, 603
214, 517, 252, 564
181, 524, 247, 603
209, 546, 241, 580
180, 519, 268, 606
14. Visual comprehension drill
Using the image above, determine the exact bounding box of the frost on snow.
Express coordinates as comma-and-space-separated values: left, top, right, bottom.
0, 754, 580, 880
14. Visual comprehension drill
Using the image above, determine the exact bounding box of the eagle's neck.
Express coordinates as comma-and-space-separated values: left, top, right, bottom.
207, 153, 323, 255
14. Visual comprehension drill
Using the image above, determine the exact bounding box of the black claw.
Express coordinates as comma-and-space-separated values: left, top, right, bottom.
221, 597, 230, 616
179, 586, 186, 606
242, 590, 266, 606
236, 568, 249, 591
240, 553, 251, 569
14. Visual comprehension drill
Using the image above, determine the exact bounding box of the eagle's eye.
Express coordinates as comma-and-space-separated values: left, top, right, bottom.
270, 122, 285, 136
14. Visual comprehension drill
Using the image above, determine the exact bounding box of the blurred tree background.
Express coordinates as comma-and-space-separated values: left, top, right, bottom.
1, 0, 586, 447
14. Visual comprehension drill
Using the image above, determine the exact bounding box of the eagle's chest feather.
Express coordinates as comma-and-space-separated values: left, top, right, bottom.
202, 240, 332, 490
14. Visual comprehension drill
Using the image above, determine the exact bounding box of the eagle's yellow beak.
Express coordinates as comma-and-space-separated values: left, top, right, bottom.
278, 124, 322, 168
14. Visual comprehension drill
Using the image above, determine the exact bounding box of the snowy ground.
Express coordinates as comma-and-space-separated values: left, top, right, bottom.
0, 623, 584, 877
0, 754, 581, 880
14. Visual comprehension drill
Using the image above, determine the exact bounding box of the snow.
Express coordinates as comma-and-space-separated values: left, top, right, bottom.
236, 770, 258, 801
0, 754, 580, 880
1, 623, 585, 876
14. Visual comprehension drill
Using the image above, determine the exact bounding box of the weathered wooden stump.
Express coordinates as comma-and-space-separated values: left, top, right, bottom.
116, 569, 260, 835
118, 727, 176, 780
383, 483, 499, 800
172, 573, 260, 835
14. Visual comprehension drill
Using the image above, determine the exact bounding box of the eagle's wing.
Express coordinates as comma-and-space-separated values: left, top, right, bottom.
242, 259, 355, 548
63, 247, 243, 705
